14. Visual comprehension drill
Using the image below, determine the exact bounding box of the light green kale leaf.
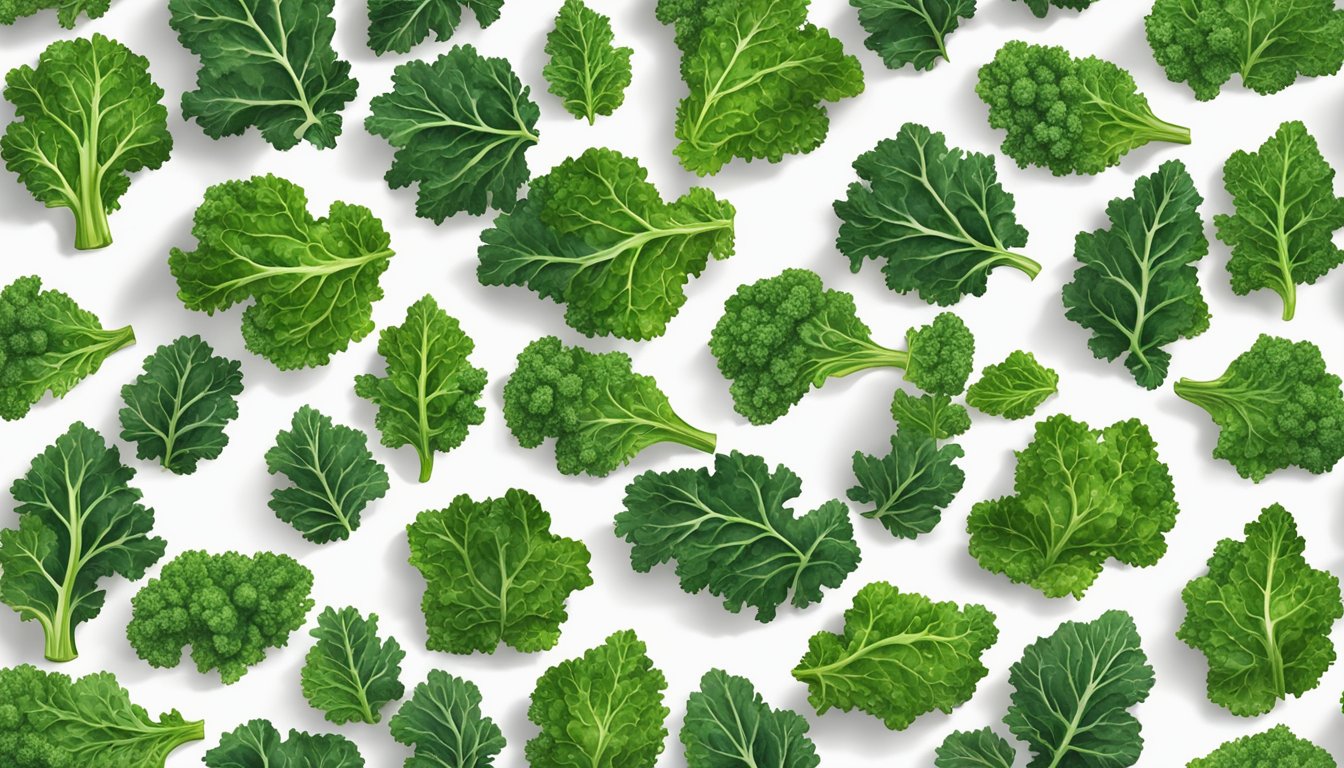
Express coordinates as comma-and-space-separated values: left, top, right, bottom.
168, 0, 357, 150
1178, 504, 1343, 716
204, 719, 364, 767
848, 429, 964, 539
368, 0, 504, 55
966, 350, 1058, 419
1062, 160, 1210, 389
890, 390, 971, 440
794, 582, 997, 730
681, 669, 819, 768
1, 35, 171, 250
390, 671, 506, 768
1215, 121, 1344, 321
616, 451, 860, 622
935, 728, 1016, 768
543, 0, 632, 123
478, 147, 735, 340
406, 488, 592, 654
118, 335, 243, 475
527, 630, 669, 768
1189, 726, 1336, 768
301, 606, 405, 725
170, 175, 394, 370
0, 423, 165, 663
657, 0, 865, 175
850, 0, 977, 71
365, 45, 540, 223
353, 295, 487, 483
265, 406, 389, 543
0, 0, 113, 26
968, 415, 1178, 598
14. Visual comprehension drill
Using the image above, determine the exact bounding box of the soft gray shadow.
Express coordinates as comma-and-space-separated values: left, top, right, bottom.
334, 0, 380, 65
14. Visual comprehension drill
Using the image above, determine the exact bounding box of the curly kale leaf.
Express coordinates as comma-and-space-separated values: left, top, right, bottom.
479, 147, 735, 340
835, 123, 1036, 305
1215, 121, 1344, 321
527, 630, 669, 768
935, 728, 1016, 768
407, 489, 592, 654
681, 669, 819, 768
793, 581, 997, 730
1015, 0, 1099, 17
1174, 335, 1344, 481
968, 415, 1178, 598
543, 0, 632, 123
0, 0, 112, 26
966, 350, 1058, 419
390, 671, 506, 768
366, 45, 540, 223
848, 429, 964, 539
1189, 726, 1336, 768
301, 606, 405, 725
849, 0, 977, 71
617, 451, 860, 622
1178, 504, 1342, 716
657, 0, 864, 175
1, 34, 171, 250
0, 275, 136, 421
0, 423, 164, 663
1062, 160, 1210, 388
353, 295, 486, 483
118, 335, 243, 475
1146, 0, 1344, 100
890, 390, 971, 440
169, 0, 357, 150
170, 175, 394, 370
368, 0, 504, 55
204, 720, 364, 767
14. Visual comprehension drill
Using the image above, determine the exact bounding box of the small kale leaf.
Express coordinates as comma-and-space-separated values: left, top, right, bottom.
301, 606, 405, 725
543, 0, 633, 123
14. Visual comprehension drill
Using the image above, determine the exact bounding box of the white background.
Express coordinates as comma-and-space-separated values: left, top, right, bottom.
2, 0, 1344, 765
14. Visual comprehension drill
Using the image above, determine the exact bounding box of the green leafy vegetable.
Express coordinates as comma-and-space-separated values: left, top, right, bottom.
367, 0, 504, 55
543, 0, 632, 123
0, 275, 135, 421
169, 0, 357, 150
967, 414, 1178, 598
1, 34, 171, 250
1014, 0, 1099, 17
681, 669, 819, 768
966, 350, 1058, 419
616, 451, 860, 621
0, 0, 113, 26
0, 664, 204, 766
849, 0, 977, 71
849, 428, 964, 539
478, 147, 735, 340
793, 581, 997, 730
1188, 726, 1336, 768
1062, 160, 1210, 388
527, 630, 669, 768
407, 488, 592, 654
657, 0, 865, 175
890, 390, 971, 441
1174, 335, 1344, 481
118, 335, 243, 475
0, 423, 164, 662
977, 41, 1190, 176
390, 671, 506, 768
365, 45, 540, 223
710, 269, 975, 424
170, 175, 394, 370
1178, 504, 1342, 716
204, 720, 364, 767
503, 335, 715, 476
934, 728, 1016, 768
265, 406, 390, 543
127, 550, 314, 684
301, 606, 405, 725
835, 122, 1037, 305
1214, 121, 1344, 321
353, 295, 486, 483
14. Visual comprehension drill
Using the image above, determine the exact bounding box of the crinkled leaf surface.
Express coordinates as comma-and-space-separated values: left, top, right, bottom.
681, 669, 819, 768
1178, 504, 1343, 716
406, 488, 592, 654
935, 728, 1016, 768
353, 295, 486, 483
169, 0, 357, 149
368, 0, 504, 55
118, 335, 243, 475
890, 390, 970, 440
616, 451, 860, 622
1189, 726, 1336, 768
301, 606, 405, 724
479, 148, 735, 340
204, 719, 364, 768
793, 581, 998, 730
850, 0, 977, 71
848, 429, 964, 539
365, 45, 540, 223
265, 406, 389, 543
390, 671, 506, 768
543, 0, 633, 122
967, 415, 1178, 599
966, 350, 1058, 419
169, 175, 394, 370
0, 0, 113, 26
